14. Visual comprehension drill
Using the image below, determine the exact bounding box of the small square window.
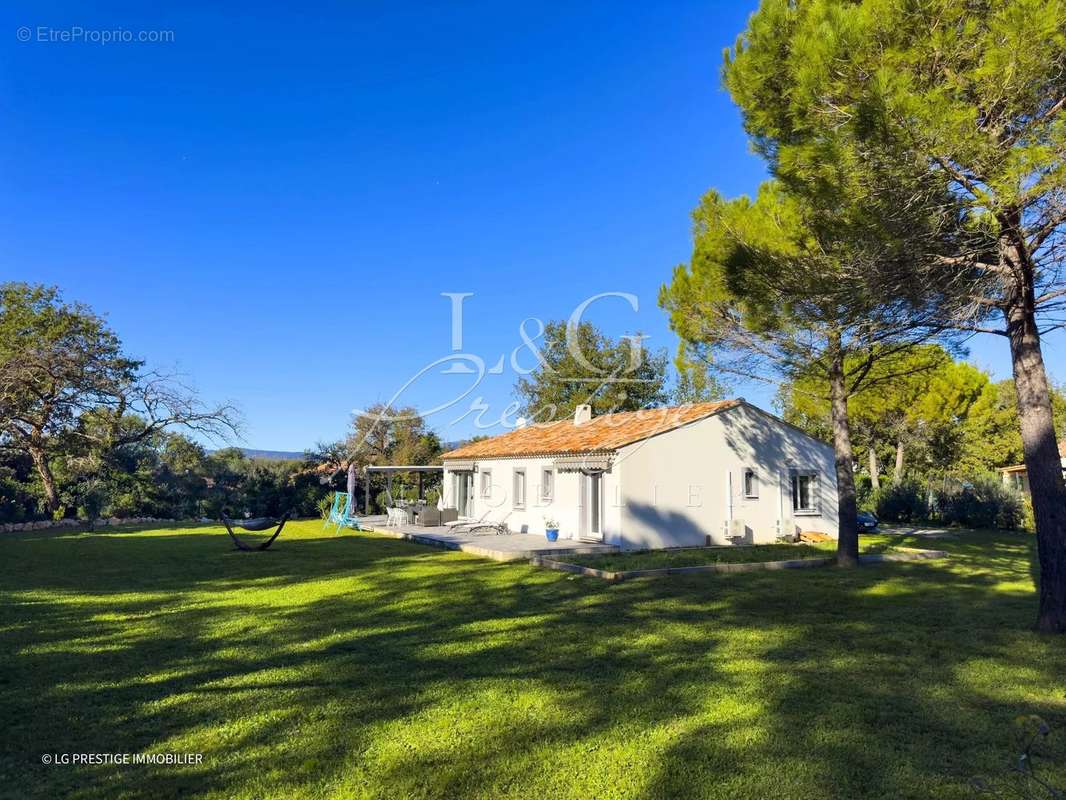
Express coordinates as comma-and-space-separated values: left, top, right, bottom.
541, 468, 554, 502
743, 469, 759, 499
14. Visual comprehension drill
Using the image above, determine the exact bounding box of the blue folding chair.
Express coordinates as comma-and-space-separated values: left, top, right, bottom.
328, 491, 362, 532
323, 491, 346, 529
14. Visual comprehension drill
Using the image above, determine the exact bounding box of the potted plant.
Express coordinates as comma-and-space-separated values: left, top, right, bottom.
543, 517, 559, 542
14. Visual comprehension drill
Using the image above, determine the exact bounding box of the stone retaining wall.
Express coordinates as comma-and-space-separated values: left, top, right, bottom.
531, 546, 949, 583
1, 517, 191, 533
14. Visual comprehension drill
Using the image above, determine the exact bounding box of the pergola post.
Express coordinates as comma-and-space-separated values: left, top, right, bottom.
361, 465, 445, 516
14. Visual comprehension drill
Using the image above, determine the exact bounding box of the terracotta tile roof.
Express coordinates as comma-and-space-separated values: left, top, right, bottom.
441, 400, 742, 460
1000, 440, 1066, 472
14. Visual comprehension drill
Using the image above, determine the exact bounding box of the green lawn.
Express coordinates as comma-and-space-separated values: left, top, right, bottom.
2, 521, 1065, 799
565, 536, 897, 572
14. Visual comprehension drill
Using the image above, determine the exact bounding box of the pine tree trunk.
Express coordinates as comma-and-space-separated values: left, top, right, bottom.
893, 441, 904, 484
28, 442, 60, 515
1005, 284, 1066, 633
829, 339, 859, 567
868, 445, 880, 490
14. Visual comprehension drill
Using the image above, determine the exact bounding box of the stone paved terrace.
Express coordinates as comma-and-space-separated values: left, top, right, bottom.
357, 515, 618, 562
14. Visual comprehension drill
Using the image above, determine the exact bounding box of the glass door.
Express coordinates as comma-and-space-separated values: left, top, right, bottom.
455, 472, 473, 517
581, 472, 603, 541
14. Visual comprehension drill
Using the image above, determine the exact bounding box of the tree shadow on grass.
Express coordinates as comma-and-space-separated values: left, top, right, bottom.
2, 526, 1065, 799
2, 524, 470, 596
636, 555, 1065, 799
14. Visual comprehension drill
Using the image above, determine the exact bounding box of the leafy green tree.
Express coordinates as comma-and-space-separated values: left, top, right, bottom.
157, 435, 212, 518
900, 361, 994, 481
178, 448, 326, 519
671, 352, 725, 405
60, 409, 169, 519
779, 346, 948, 486
780, 347, 997, 485
337, 403, 443, 512
0, 283, 239, 516
343, 403, 441, 468
202, 448, 249, 517
514, 320, 669, 421
0, 284, 137, 514
661, 182, 955, 566
0, 451, 39, 523
724, 0, 1066, 630
956, 379, 1066, 475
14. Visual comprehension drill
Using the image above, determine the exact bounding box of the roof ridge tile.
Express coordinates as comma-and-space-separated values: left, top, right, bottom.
440, 400, 741, 460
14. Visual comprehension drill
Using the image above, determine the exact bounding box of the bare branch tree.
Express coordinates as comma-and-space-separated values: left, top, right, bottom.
0, 283, 240, 515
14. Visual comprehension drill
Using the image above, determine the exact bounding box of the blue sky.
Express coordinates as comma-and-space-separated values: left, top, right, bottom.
3, 1, 1061, 451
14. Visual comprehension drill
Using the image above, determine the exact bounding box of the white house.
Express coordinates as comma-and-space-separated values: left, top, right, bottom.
439, 400, 838, 549
999, 440, 1066, 494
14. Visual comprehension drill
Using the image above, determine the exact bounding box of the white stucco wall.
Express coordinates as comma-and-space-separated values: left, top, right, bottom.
441, 456, 623, 543
615, 403, 838, 548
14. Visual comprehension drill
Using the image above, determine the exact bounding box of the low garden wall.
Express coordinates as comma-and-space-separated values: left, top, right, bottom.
1, 516, 192, 533
531, 546, 949, 583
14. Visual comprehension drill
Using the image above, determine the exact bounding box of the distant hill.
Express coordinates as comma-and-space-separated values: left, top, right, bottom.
211, 448, 308, 461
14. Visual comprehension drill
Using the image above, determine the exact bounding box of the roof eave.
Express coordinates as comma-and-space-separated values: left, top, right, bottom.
443, 447, 618, 461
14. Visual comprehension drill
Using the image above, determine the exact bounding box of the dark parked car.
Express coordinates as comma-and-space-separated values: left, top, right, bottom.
857, 511, 879, 532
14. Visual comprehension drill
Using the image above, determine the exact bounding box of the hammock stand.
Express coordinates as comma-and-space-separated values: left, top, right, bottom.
221, 511, 291, 551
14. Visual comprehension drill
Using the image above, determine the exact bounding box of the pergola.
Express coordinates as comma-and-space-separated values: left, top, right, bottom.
362, 465, 444, 514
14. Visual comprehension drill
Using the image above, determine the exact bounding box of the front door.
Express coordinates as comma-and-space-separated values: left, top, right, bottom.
580, 472, 604, 541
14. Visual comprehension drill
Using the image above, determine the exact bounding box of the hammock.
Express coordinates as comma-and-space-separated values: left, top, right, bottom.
221, 511, 291, 551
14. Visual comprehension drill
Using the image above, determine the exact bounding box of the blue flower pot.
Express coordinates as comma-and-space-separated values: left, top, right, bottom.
545, 528, 559, 542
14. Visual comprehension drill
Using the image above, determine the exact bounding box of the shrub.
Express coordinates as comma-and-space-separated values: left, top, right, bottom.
871, 481, 927, 523
374, 490, 391, 513
318, 493, 335, 519
0, 475, 39, 523
854, 474, 874, 512
936, 476, 1024, 530
1020, 495, 1036, 533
